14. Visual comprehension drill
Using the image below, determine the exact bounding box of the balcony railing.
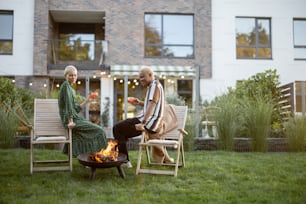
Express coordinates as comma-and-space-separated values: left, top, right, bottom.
47, 39, 108, 70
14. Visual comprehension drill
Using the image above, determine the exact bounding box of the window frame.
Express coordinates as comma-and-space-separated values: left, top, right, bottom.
0, 10, 14, 55
293, 18, 306, 60
144, 13, 194, 59
235, 16, 272, 59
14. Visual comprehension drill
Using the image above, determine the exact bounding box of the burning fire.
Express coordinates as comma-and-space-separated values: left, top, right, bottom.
89, 140, 119, 163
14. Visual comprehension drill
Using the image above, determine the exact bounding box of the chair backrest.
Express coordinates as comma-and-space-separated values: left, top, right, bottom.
160, 105, 188, 140
204, 106, 220, 121
33, 98, 67, 137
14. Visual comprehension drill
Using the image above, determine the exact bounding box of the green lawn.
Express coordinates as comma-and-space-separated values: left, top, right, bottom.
0, 149, 305, 204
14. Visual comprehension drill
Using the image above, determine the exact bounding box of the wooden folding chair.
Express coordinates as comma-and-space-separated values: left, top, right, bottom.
136, 105, 188, 177
30, 99, 72, 174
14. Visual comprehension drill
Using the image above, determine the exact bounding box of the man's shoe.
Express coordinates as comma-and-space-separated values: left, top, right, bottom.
121, 161, 133, 168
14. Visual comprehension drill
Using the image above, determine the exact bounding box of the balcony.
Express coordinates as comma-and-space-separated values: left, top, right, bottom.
47, 39, 108, 70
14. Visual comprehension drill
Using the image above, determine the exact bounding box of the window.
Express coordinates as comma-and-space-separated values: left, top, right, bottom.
0, 11, 13, 55
59, 33, 95, 61
177, 80, 193, 107
57, 23, 101, 61
236, 17, 271, 59
293, 19, 306, 60
144, 14, 194, 58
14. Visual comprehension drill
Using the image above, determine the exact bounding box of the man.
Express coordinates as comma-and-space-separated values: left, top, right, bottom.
113, 66, 173, 168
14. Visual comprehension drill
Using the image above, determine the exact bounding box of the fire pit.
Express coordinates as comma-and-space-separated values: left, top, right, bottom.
77, 153, 128, 180
77, 140, 128, 180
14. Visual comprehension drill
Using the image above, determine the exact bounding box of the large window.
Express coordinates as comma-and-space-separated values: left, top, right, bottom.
57, 23, 100, 61
144, 14, 194, 58
293, 19, 306, 60
59, 33, 95, 61
0, 11, 13, 55
236, 17, 271, 59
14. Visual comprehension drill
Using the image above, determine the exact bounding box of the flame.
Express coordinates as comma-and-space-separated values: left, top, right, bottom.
90, 140, 119, 163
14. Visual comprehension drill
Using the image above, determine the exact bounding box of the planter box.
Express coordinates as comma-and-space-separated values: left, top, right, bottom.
15, 135, 30, 149
194, 137, 303, 152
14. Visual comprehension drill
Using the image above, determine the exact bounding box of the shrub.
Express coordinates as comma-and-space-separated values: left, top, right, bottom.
0, 77, 36, 147
166, 93, 186, 106
234, 69, 283, 132
284, 116, 306, 152
215, 94, 241, 151
0, 107, 19, 148
242, 96, 274, 152
184, 109, 195, 151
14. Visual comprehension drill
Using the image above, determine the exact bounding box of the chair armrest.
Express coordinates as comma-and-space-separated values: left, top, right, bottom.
178, 128, 188, 135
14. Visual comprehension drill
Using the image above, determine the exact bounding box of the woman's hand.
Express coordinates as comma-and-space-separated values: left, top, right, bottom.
68, 122, 75, 129
68, 119, 75, 129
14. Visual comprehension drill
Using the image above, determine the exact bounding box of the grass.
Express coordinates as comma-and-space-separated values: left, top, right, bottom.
0, 149, 306, 204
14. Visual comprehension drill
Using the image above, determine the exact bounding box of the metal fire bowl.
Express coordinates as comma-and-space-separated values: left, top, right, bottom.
77, 153, 128, 180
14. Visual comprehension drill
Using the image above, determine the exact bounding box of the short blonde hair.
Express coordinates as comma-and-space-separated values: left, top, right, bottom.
139, 66, 154, 79
64, 65, 77, 76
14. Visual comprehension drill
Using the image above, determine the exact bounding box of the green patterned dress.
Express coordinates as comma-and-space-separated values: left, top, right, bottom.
58, 80, 107, 157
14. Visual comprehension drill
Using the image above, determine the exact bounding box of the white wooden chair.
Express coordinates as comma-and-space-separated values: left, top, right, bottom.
202, 106, 220, 138
30, 99, 72, 174
136, 105, 188, 177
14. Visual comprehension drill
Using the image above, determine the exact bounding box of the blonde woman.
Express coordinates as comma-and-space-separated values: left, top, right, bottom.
58, 65, 107, 157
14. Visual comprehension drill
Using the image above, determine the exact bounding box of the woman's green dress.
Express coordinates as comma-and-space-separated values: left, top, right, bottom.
58, 80, 107, 157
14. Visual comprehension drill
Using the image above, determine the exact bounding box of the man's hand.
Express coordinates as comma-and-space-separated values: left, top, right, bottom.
128, 97, 140, 106
135, 123, 145, 131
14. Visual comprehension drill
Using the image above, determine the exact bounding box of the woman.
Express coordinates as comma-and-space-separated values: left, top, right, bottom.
58, 65, 107, 157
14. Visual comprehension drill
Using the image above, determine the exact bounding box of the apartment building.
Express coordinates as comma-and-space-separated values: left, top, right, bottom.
1, 0, 305, 127
209, 0, 306, 114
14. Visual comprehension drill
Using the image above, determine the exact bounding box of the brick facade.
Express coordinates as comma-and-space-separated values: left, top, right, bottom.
33, 0, 211, 79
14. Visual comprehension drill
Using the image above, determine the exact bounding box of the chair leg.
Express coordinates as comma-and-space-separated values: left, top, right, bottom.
212, 126, 218, 138
174, 144, 181, 177
30, 143, 33, 175
136, 145, 143, 175
203, 125, 210, 138
68, 142, 73, 172
146, 146, 151, 165
180, 141, 185, 167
